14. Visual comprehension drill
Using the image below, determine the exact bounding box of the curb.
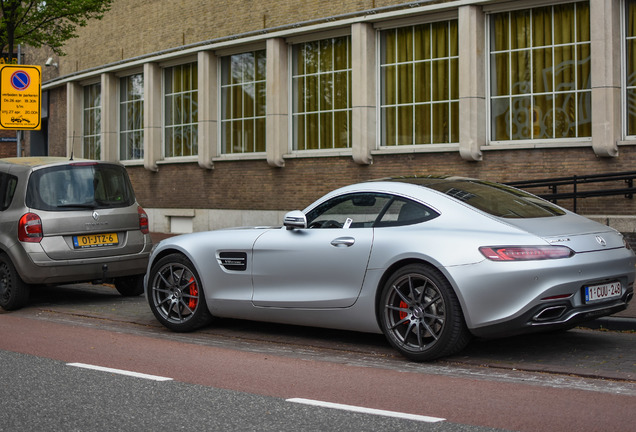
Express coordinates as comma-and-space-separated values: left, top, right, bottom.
579, 316, 636, 332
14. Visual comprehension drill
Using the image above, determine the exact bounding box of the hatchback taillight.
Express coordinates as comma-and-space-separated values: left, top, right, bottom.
19, 213, 43, 243
138, 206, 149, 234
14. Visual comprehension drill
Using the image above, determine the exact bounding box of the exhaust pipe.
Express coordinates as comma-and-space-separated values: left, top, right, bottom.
533, 305, 567, 322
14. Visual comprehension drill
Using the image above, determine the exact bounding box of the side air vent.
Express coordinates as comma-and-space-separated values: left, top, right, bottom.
218, 252, 247, 271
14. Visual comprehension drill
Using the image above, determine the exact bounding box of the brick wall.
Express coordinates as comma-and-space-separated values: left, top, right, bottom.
127, 146, 636, 216
53, 0, 414, 75
0, 132, 17, 158
47, 87, 67, 157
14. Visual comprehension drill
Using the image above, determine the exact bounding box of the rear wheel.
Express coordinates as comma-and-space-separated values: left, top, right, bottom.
379, 264, 470, 361
147, 253, 213, 332
114, 275, 145, 296
0, 254, 30, 311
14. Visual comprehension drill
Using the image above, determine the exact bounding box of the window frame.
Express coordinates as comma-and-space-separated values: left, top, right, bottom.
82, 82, 101, 160
305, 192, 439, 229
220, 50, 267, 155
379, 19, 460, 148
625, 0, 636, 139
163, 62, 198, 160
486, 1, 592, 144
119, 73, 145, 161
291, 35, 353, 152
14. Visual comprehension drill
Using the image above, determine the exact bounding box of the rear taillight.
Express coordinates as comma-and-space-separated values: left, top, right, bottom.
18, 213, 43, 243
138, 206, 149, 234
479, 246, 574, 261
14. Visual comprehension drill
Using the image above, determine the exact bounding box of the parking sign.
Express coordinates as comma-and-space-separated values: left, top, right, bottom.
0, 65, 41, 130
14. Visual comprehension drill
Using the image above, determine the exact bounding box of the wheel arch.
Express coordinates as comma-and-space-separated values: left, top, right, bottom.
147, 244, 205, 275
145, 246, 204, 293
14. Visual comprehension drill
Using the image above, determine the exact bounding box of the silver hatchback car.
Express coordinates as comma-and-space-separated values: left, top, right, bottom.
0, 157, 153, 310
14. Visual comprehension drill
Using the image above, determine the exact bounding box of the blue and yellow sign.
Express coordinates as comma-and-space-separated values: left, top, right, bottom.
0, 65, 41, 130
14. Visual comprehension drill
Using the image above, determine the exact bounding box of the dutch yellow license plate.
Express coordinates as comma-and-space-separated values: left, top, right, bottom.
73, 233, 119, 249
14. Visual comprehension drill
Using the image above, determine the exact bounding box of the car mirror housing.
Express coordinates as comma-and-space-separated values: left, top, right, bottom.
283, 210, 307, 230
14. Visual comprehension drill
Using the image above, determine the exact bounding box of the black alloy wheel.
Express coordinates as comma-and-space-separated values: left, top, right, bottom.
379, 263, 470, 361
148, 253, 213, 332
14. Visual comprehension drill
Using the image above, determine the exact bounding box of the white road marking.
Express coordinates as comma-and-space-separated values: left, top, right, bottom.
287, 398, 445, 423
67, 363, 173, 381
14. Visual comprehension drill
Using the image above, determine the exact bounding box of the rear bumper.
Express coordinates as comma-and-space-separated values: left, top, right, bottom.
470, 288, 634, 338
9, 241, 151, 285
447, 246, 636, 335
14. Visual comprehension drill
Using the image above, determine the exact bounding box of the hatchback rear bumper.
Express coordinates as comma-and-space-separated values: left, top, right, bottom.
10, 242, 151, 285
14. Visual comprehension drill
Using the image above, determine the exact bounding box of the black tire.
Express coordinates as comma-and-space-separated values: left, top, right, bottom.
114, 275, 145, 296
0, 254, 30, 311
379, 264, 470, 361
147, 253, 213, 332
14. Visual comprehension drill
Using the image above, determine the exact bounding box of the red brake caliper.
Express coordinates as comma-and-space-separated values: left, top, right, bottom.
399, 301, 408, 321
188, 277, 198, 310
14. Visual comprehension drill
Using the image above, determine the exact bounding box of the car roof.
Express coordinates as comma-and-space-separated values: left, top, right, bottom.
0, 157, 82, 168
0, 157, 121, 175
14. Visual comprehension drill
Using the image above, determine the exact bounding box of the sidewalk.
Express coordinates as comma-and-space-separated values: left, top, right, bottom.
149, 232, 636, 331
582, 296, 636, 331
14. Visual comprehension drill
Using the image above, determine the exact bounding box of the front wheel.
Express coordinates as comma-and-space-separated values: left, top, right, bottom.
0, 254, 30, 311
379, 264, 470, 361
147, 253, 213, 332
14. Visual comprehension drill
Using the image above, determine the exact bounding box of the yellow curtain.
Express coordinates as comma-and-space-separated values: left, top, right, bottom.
628, 0, 636, 135
222, 52, 265, 153
491, 13, 509, 140
492, 2, 589, 141
294, 38, 350, 150
83, 84, 101, 160
383, 30, 397, 145
382, 20, 458, 146
575, 2, 591, 137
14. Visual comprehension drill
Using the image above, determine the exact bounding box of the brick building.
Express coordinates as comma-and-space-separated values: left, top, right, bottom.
24, 0, 636, 238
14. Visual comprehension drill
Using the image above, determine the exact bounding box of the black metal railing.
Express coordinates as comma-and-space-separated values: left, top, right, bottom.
506, 171, 636, 213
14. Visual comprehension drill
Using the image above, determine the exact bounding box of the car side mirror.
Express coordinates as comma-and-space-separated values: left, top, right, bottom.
283, 210, 307, 230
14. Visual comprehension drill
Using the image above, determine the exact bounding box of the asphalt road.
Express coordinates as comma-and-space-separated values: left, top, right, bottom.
2, 350, 508, 432
0, 283, 634, 431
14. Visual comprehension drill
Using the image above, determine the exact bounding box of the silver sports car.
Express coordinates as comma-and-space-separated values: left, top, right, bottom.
145, 177, 635, 361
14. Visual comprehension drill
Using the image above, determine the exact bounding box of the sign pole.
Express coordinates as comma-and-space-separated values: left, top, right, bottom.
16, 44, 20, 157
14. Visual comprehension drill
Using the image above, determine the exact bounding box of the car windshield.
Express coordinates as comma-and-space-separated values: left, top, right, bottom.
26, 163, 136, 211
395, 178, 565, 218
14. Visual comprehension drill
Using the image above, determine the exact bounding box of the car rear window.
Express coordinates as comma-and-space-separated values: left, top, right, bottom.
423, 180, 565, 218
26, 163, 136, 211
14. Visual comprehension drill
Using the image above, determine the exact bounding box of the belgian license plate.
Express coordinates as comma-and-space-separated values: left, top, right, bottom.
584, 281, 622, 303
73, 233, 119, 249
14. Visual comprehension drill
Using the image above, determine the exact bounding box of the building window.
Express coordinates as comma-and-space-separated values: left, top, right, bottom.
490, 2, 591, 141
164, 63, 198, 158
627, 0, 636, 137
292, 36, 352, 150
120, 74, 144, 160
221, 50, 266, 154
380, 20, 459, 146
83, 83, 101, 159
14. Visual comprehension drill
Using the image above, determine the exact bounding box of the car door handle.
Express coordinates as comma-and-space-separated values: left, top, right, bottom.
331, 237, 355, 247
